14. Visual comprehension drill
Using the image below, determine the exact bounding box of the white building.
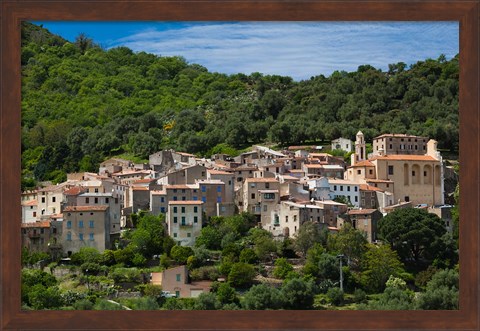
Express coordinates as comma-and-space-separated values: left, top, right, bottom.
331, 137, 353, 153
328, 179, 360, 207
166, 201, 204, 246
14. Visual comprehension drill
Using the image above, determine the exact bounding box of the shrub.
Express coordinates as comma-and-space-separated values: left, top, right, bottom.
190, 266, 220, 281
228, 262, 256, 288
326, 287, 344, 306
353, 288, 367, 303
242, 284, 283, 310
272, 258, 294, 279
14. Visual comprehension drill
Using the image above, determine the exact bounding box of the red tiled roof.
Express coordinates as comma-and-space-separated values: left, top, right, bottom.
134, 178, 156, 183
348, 209, 378, 215
64, 187, 85, 196
359, 184, 384, 192
132, 187, 149, 191
245, 177, 279, 183
22, 200, 38, 206
208, 169, 233, 175
63, 205, 108, 212
370, 155, 437, 161
365, 179, 394, 183
166, 185, 191, 189
21, 221, 50, 228
350, 160, 375, 167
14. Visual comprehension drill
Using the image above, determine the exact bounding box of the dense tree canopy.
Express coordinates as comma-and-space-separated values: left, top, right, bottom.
378, 208, 449, 264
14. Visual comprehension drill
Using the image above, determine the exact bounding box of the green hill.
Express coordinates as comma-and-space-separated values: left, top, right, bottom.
21, 22, 459, 188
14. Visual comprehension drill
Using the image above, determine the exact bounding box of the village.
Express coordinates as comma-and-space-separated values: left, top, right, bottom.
21, 131, 458, 308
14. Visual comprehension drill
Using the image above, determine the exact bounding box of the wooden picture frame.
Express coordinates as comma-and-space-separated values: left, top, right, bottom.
1, 0, 478, 330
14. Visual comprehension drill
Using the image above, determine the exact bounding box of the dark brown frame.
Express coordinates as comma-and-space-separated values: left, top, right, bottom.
1, 0, 478, 330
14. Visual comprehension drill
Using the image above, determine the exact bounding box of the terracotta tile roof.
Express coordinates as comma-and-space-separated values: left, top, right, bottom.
132, 187, 149, 191
245, 177, 279, 183
350, 160, 375, 167
366, 179, 394, 183
168, 200, 204, 205
63, 205, 109, 212
348, 209, 378, 215
359, 184, 384, 192
374, 133, 428, 140
22, 200, 38, 206
304, 164, 324, 168
208, 169, 233, 175
64, 187, 85, 196
329, 179, 358, 185
151, 190, 167, 195
176, 151, 196, 157
134, 178, 156, 184
370, 155, 437, 161
21, 221, 50, 228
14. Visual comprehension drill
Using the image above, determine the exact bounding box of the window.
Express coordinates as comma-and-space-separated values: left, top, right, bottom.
181, 217, 186, 225
386, 184, 390, 188
264, 193, 275, 199
201, 197, 206, 203
161, 207, 166, 213
173, 233, 177, 238
52, 197, 56, 203
355, 196, 358, 202
106, 198, 109, 203
217, 197, 222, 203
79, 221, 84, 228
40, 228, 44, 234
194, 216, 198, 223
263, 205, 267, 212
369, 169, 373, 175
388, 166, 394, 175
161, 197, 165, 203
33, 212, 37, 217
354, 186, 358, 192
347, 186, 350, 192
89, 233, 94, 241
194, 206, 198, 213
187, 232, 191, 238
181, 207, 185, 213
182, 196, 186, 201
251, 193, 256, 199
293, 215, 297, 222
340, 186, 343, 191
79, 233, 84, 241
173, 207, 178, 213
89, 220, 94, 228
193, 196, 198, 201
357, 170, 361, 175
67, 232, 72, 241
217, 186, 222, 192
173, 189, 177, 193
41, 197, 45, 203
173, 196, 177, 201
174, 217, 178, 223
412, 171, 416, 176
265, 183, 270, 189
94, 197, 98, 204
176, 274, 181, 282
285, 216, 289, 223
334, 185, 337, 190
201, 186, 206, 192
424, 171, 427, 176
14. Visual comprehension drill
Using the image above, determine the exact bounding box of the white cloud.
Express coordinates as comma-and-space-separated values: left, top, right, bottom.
110, 22, 459, 81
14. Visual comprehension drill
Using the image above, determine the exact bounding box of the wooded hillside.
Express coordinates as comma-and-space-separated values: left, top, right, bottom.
21, 22, 459, 187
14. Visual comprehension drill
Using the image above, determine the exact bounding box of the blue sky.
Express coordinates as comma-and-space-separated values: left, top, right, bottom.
34, 21, 459, 81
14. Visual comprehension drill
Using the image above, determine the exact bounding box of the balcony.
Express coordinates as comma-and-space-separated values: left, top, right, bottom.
179, 223, 194, 228
28, 232, 40, 239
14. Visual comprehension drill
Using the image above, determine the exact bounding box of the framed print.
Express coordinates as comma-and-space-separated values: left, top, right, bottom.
1, 0, 479, 330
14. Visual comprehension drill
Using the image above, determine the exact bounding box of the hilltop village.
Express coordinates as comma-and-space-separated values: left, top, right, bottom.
22, 131, 454, 251
21, 132, 458, 310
